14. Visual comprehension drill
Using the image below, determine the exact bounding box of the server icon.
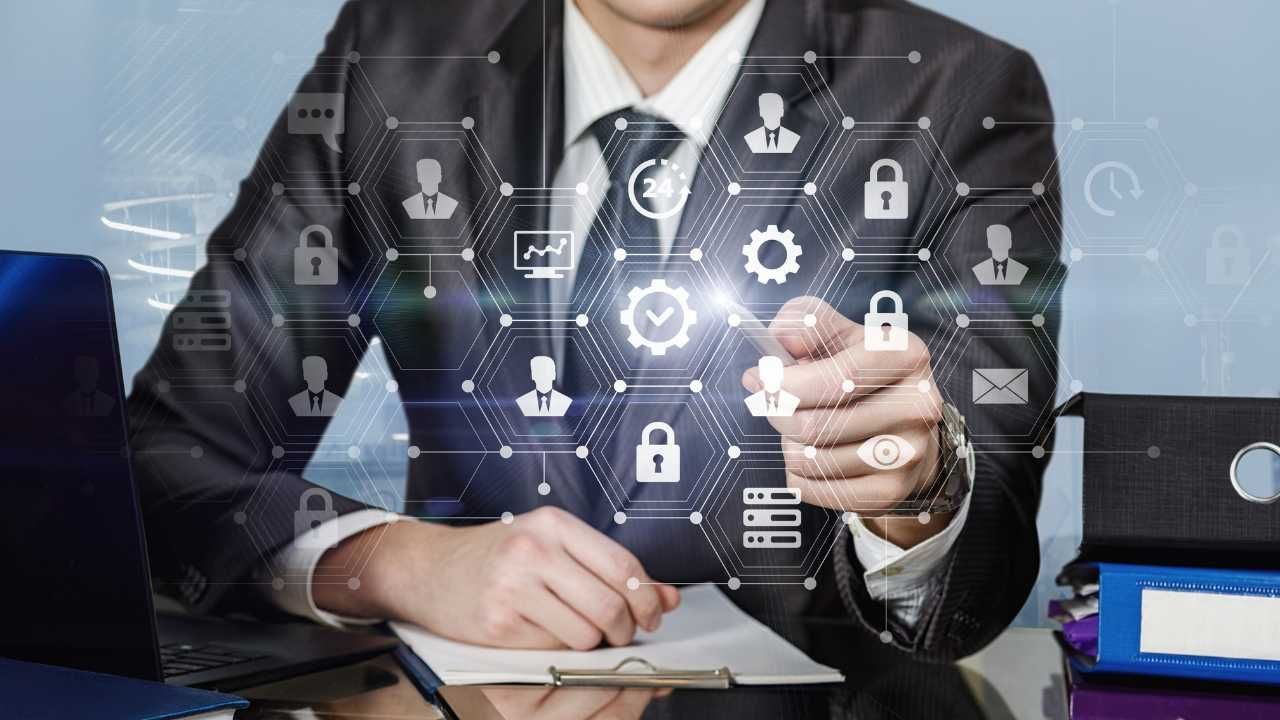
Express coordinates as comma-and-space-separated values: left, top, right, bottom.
742, 487, 802, 549
171, 290, 231, 352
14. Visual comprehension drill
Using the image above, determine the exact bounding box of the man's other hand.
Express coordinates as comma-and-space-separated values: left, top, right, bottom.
313, 507, 680, 650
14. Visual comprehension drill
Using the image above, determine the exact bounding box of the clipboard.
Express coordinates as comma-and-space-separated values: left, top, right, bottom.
549, 657, 734, 689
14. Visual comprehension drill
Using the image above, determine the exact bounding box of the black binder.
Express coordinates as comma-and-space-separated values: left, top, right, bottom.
1061, 392, 1280, 567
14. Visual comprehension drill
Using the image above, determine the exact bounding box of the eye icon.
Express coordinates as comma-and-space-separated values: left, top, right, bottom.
858, 434, 915, 470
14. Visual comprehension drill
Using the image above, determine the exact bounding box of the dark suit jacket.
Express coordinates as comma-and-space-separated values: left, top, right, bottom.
128, 0, 1062, 663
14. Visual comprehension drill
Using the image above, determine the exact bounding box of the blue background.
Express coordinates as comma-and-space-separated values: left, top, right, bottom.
2, 0, 1278, 626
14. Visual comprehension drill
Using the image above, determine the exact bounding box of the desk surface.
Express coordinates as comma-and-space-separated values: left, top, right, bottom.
234, 625, 1065, 720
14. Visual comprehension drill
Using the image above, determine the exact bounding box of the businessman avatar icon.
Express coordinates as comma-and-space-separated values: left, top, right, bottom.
744, 92, 800, 155
744, 355, 800, 417
63, 356, 116, 417
516, 355, 572, 417
972, 224, 1028, 286
289, 355, 344, 417
402, 158, 459, 220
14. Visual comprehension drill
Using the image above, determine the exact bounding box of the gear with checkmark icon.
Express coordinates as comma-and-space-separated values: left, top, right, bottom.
619, 279, 697, 356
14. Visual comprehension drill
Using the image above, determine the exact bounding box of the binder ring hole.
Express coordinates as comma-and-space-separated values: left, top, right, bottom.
1229, 442, 1280, 504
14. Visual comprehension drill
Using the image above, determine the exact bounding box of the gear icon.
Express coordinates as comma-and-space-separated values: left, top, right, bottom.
742, 224, 802, 284
619, 279, 698, 356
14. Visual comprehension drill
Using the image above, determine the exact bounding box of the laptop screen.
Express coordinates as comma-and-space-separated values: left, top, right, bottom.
0, 252, 161, 681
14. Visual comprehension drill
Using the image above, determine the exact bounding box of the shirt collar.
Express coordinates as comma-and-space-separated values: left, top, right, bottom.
562, 0, 765, 150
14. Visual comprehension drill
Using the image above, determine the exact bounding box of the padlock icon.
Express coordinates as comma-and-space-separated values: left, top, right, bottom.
864, 290, 909, 352
636, 422, 680, 483
294, 224, 339, 286
1206, 225, 1251, 286
863, 159, 908, 220
293, 487, 339, 548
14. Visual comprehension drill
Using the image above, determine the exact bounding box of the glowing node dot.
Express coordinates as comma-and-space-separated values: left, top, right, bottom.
842, 116, 855, 130
190, 446, 203, 459
803, 182, 817, 196
233, 248, 247, 261
880, 630, 893, 644
613, 248, 627, 262
841, 248, 855, 262
272, 446, 285, 459
386, 116, 400, 130
499, 446, 513, 459
385, 380, 398, 393
918, 511, 931, 524
575, 182, 589, 195
727, 577, 742, 590
1070, 117, 1085, 131
233, 380, 246, 393
956, 182, 971, 196
385, 248, 399, 261
803, 50, 818, 64
690, 511, 703, 525
272, 314, 285, 327
575, 446, 589, 459
917, 380, 931, 393
1148, 445, 1161, 459
487, 50, 500, 64
347, 446, 361, 459
500, 314, 513, 327
614, 511, 627, 525
727, 182, 741, 195
576, 314, 589, 327
614, 380, 627, 393
1070, 379, 1084, 394
272, 577, 285, 591
499, 183, 513, 196
804, 446, 817, 459
690, 379, 703, 393
727, 313, 741, 327
347, 182, 361, 195
803, 313, 817, 327
1070, 248, 1084, 262
727, 445, 741, 459
1032, 182, 1045, 196
537, 482, 551, 496
1032, 446, 1046, 459
347, 577, 361, 590
347, 314, 361, 327
627, 577, 641, 590
907, 50, 921, 64
918, 116, 931, 130
614, 116, 628, 131
461, 248, 475, 261
689, 247, 704, 262
842, 379, 855, 393
233, 511, 247, 525
917, 248, 931, 261
1145, 248, 1159, 262
461, 379, 475, 393
982, 116, 996, 130
1032, 314, 1045, 327
956, 314, 970, 328
422, 285, 437, 299
803, 577, 817, 591
501, 512, 514, 524
407, 445, 421, 459
461, 116, 475, 129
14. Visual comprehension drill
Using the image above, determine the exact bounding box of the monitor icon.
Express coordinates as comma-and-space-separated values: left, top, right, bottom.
515, 230, 575, 279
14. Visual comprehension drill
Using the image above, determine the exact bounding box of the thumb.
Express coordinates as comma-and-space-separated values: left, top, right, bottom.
769, 296, 861, 361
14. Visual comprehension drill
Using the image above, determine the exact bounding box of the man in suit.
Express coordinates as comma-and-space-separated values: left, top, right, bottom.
744, 355, 799, 417
129, 0, 1061, 663
516, 355, 573, 417
972, 223, 1029, 286
402, 158, 459, 220
287, 355, 343, 418
743, 92, 801, 154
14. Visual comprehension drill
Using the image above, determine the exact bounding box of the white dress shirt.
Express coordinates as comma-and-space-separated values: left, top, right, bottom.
266, 0, 969, 630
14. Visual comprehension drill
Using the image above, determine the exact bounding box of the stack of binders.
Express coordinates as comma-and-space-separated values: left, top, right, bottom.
1050, 393, 1280, 718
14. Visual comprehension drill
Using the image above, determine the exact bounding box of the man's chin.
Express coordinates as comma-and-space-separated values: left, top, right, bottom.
593, 0, 739, 30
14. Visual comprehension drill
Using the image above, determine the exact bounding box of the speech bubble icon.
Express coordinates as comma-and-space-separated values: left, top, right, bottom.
288, 93, 345, 153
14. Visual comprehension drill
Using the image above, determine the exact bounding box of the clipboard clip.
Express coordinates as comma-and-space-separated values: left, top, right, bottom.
548, 657, 734, 689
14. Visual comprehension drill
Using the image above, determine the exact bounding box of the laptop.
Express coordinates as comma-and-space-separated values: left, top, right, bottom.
0, 251, 398, 690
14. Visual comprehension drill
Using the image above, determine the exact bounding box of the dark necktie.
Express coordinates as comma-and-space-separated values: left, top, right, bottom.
767, 129, 778, 149
424, 194, 436, 216
994, 259, 1007, 281
561, 108, 685, 402
309, 391, 323, 414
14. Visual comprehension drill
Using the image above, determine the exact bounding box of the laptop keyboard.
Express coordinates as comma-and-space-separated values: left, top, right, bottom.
159, 642, 269, 678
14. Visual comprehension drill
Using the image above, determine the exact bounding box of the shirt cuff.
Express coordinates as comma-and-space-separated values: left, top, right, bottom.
262, 508, 401, 628
848, 486, 973, 627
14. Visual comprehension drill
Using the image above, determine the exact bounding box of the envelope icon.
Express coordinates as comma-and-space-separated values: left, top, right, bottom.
972, 368, 1029, 405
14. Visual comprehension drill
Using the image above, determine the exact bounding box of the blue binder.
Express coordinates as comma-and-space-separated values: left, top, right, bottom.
1065, 563, 1280, 686
0, 656, 248, 719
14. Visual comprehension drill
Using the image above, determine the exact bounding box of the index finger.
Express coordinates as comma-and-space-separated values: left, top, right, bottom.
769, 296, 861, 362
553, 514, 676, 628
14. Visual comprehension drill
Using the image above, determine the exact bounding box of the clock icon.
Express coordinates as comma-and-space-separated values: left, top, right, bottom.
1083, 160, 1145, 217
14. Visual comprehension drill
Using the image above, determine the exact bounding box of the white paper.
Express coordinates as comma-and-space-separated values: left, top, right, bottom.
1140, 588, 1280, 662
392, 584, 844, 686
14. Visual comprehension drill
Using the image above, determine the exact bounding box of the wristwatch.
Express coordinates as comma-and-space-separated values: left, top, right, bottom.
888, 402, 974, 515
